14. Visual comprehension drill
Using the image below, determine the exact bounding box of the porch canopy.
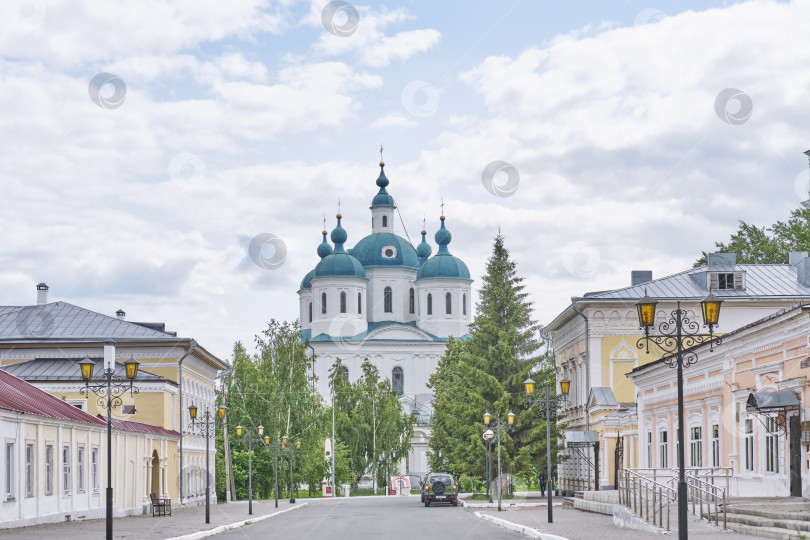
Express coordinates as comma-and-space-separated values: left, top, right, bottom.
564, 430, 599, 448
746, 390, 800, 414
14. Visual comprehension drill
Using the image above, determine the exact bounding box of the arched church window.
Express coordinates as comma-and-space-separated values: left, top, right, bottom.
382, 215, 388, 227
358, 292, 362, 314
340, 291, 347, 313
427, 293, 432, 315
409, 288, 415, 314
308, 302, 312, 323
321, 292, 327, 314
384, 287, 393, 313
446, 292, 452, 314
462, 293, 466, 316
341, 366, 349, 381
392, 367, 403, 396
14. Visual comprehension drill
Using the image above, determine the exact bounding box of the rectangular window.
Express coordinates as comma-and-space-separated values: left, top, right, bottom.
744, 418, 754, 472
91, 448, 99, 490
718, 273, 735, 289
45, 445, 54, 495
711, 424, 720, 468
647, 432, 652, 468
5, 443, 13, 498
77, 446, 85, 492
25, 444, 34, 498
690, 426, 703, 467
659, 430, 668, 468
62, 445, 71, 494
765, 417, 779, 473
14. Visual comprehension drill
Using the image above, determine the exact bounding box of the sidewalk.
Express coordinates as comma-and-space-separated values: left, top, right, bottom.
473, 506, 764, 540
0, 499, 304, 539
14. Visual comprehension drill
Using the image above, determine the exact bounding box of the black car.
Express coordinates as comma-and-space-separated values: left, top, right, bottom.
422, 472, 458, 507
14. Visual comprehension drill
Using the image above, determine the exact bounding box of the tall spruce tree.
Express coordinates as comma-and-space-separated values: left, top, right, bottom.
429, 233, 557, 477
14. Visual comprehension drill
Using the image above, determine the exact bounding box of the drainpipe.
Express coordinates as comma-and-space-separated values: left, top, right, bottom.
571, 299, 592, 491
178, 339, 197, 504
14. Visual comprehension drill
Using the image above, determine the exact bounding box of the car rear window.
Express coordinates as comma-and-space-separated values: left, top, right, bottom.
431, 475, 452, 484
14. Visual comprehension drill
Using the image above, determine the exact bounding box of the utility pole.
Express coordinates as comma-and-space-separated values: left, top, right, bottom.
332, 389, 336, 496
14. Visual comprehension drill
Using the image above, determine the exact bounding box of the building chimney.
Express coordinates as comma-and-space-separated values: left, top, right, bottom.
36, 283, 49, 305
631, 271, 653, 286
789, 252, 808, 266
116, 309, 126, 321
707, 253, 736, 268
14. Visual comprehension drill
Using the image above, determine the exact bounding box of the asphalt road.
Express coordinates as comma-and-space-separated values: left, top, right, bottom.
216, 496, 524, 540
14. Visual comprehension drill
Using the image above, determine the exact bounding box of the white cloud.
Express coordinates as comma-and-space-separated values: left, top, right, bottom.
370, 113, 416, 129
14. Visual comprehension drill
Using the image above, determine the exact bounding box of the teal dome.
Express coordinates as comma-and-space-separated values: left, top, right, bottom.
314, 214, 366, 279
317, 230, 333, 258
416, 230, 432, 263
350, 233, 419, 268
300, 268, 315, 290
416, 216, 470, 280
371, 163, 395, 207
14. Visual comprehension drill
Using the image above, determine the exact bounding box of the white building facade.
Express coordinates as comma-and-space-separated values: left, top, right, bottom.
299, 161, 473, 476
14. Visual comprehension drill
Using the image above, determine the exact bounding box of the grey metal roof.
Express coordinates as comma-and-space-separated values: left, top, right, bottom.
565, 430, 599, 447
583, 264, 810, 300
746, 390, 800, 412
0, 358, 169, 383
589, 387, 618, 406
0, 302, 178, 341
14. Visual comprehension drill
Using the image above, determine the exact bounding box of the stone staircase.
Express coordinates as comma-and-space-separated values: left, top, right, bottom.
564, 490, 619, 515
723, 499, 810, 540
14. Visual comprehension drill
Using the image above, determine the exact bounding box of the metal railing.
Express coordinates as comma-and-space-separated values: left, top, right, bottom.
618, 469, 677, 530
618, 468, 731, 531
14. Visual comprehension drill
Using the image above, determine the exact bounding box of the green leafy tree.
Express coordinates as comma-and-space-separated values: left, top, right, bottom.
429, 233, 561, 479
216, 320, 329, 500
328, 358, 413, 487
695, 206, 810, 266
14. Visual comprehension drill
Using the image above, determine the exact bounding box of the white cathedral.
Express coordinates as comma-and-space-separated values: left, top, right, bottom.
298, 160, 473, 476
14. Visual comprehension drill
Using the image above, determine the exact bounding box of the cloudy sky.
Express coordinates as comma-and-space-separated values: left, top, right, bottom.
2, 0, 808, 360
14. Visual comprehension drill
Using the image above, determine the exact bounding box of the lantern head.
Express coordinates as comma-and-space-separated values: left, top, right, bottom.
700, 292, 722, 327
483, 411, 491, 425
236, 425, 243, 437
78, 357, 95, 382
258, 425, 265, 437
559, 377, 571, 396
218, 405, 227, 419
507, 411, 515, 425
636, 291, 658, 329
188, 403, 198, 420
523, 378, 535, 396
124, 355, 140, 380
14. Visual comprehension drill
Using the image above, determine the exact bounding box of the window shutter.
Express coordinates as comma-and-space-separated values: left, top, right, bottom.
734, 271, 744, 290
708, 273, 719, 290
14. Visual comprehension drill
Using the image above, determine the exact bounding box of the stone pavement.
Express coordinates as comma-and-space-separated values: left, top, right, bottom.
474, 506, 769, 540
0, 498, 305, 539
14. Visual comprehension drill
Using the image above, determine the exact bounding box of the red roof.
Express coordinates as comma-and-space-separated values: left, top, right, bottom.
102, 416, 180, 438
0, 370, 105, 426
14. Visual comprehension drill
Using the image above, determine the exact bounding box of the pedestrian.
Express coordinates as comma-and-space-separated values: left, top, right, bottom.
538, 471, 548, 497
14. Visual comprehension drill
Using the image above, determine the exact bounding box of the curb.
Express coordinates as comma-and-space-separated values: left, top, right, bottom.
473, 511, 570, 540
165, 503, 308, 540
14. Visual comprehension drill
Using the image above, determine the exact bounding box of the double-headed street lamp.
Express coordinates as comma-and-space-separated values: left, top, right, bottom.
635, 291, 722, 540
236, 424, 264, 515
282, 436, 302, 503
523, 376, 570, 523
78, 342, 140, 540
263, 436, 284, 508
482, 429, 494, 503
483, 411, 514, 512
188, 403, 227, 524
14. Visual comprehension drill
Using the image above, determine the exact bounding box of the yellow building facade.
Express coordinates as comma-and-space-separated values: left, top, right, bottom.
545, 253, 810, 492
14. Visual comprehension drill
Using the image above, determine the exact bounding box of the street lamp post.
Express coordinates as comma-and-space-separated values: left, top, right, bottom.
236, 424, 264, 515
482, 429, 494, 503
282, 436, 301, 503
78, 342, 140, 540
523, 377, 571, 523
483, 411, 514, 512
264, 437, 282, 508
187, 403, 227, 524
635, 291, 722, 540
